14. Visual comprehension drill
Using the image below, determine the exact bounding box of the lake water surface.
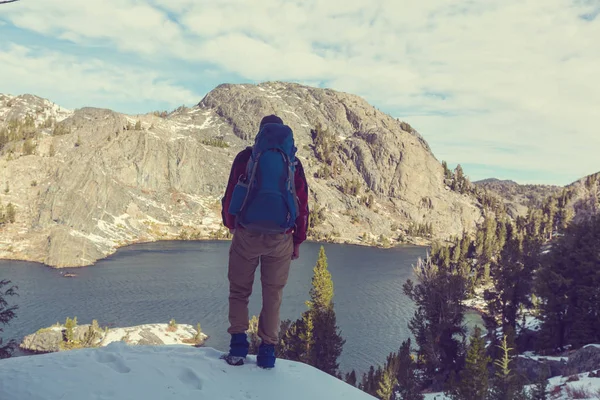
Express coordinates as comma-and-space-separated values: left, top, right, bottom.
0, 240, 479, 374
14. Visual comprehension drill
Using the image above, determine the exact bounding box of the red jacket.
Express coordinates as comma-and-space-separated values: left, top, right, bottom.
221, 148, 309, 245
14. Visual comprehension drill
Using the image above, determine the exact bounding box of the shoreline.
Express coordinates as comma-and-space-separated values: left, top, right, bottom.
0, 235, 432, 270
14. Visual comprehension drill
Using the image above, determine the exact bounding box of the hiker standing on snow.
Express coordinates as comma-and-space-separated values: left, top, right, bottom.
220, 115, 309, 368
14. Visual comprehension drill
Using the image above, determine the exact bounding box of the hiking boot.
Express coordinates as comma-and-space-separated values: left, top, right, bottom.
257, 343, 276, 369
221, 333, 249, 367
220, 354, 245, 366
229, 333, 249, 358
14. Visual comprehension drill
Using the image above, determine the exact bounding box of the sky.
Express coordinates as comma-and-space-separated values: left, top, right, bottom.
0, 0, 599, 186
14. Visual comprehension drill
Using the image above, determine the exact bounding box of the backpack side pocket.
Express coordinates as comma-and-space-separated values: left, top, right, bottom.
229, 180, 249, 216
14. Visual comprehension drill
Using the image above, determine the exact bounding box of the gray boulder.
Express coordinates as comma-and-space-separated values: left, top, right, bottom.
137, 329, 164, 346
73, 324, 91, 342
20, 329, 63, 353
515, 356, 567, 383
564, 345, 600, 376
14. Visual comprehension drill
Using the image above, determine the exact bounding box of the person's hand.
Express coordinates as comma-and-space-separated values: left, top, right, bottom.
292, 243, 300, 260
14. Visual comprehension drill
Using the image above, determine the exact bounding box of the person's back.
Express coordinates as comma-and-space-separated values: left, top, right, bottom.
220, 114, 309, 368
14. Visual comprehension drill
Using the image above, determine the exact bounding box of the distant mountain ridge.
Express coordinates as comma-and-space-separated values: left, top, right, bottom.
474, 178, 520, 186
474, 173, 599, 220
474, 177, 562, 216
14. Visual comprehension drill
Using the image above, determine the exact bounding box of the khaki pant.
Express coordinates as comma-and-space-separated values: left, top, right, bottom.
227, 228, 293, 345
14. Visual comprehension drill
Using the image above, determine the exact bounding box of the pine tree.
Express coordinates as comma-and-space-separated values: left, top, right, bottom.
0, 280, 18, 359
460, 235, 471, 259
541, 198, 558, 239
475, 229, 485, 260
442, 161, 453, 180
359, 366, 377, 396
452, 164, 466, 193
451, 239, 462, 264
488, 335, 527, 400
446, 326, 490, 400
279, 247, 345, 376
306, 246, 345, 375
278, 318, 307, 361
536, 214, 600, 349
65, 317, 77, 343
403, 255, 468, 389
345, 370, 357, 387
310, 306, 345, 375
376, 368, 397, 400
496, 220, 508, 251
308, 246, 334, 310
82, 324, 101, 347
394, 338, 424, 400
482, 215, 498, 262
484, 220, 540, 352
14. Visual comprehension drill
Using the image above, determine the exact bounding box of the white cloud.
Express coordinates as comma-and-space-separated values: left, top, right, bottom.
1, 0, 598, 184
0, 43, 198, 112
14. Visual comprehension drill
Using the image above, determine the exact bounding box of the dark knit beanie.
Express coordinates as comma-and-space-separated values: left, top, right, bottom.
259, 114, 284, 128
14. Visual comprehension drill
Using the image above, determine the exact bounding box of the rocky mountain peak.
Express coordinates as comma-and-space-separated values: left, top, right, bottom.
0, 93, 73, 126
0, 83, 484, 267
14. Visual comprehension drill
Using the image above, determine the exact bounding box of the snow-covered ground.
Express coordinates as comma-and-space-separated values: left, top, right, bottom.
423, 373, 600, 400
519, 352, 568, 362
543, 372, 600, 400
424, 393, 449, 400
0, 343, 375, 400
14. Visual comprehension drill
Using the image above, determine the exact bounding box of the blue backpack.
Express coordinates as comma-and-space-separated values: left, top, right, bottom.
228, 123, 299, 233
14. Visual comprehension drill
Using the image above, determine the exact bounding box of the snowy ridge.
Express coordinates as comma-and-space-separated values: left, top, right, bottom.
0, 343, 376, 400
0, 93, 73, 125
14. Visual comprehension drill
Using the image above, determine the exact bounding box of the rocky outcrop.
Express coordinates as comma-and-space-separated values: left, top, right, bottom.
564, 345, 600, 376
20, 327, 63, 353
1, 83, 485, 267
515, 355, 567, 383
566, 173, 600, 224
20, 323, 208, 353
514, 345, 600, 383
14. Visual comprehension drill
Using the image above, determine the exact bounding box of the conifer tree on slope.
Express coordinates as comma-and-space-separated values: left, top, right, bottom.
344, 370, 357, 387
358, 338, 424, 400
376, 368, 397, 400
484, 221, 539, 354
445, 326, 490, 400
359, 365, 378, 396
0, 279, 18, 359
393, 338, 424, 400
488, 335, 528, 400
536, 213, 600, 349
403, 254, 468, 390
279, 246, 345, 376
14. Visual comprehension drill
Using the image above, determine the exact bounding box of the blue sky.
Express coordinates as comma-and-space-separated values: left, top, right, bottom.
1, 0, 599, 186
